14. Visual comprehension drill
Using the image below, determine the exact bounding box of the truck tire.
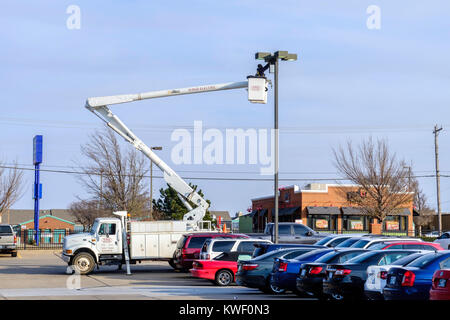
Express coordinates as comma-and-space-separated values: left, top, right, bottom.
11, 251, 17, 257
71, 252, 95, 275
215, 269, 233, 286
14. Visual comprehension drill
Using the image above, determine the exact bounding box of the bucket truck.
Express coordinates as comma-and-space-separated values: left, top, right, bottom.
61, 75, 268, 274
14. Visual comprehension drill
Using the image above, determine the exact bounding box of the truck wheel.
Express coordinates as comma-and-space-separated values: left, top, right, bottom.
215, 269, 233, 286
72, 252, 95, 275
11, 251, 17, 257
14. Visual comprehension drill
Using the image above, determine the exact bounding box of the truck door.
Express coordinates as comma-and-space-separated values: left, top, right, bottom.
96, 222, 121, 254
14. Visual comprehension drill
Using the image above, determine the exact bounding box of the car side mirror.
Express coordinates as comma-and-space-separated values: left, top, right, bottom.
306, 231, 313, 237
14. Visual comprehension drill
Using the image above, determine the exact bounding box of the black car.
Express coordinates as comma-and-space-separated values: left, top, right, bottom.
296, 248, 368, 300
323, 250, 420, 300
252, 243, 325, 258
236, 247, 318, 294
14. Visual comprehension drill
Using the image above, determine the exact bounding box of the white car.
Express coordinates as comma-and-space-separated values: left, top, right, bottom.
364, 252, 426, 300
351, 237, 421, 249
434, 231, 450, 250
314, 234, 368, 247
200, 238, 272, 260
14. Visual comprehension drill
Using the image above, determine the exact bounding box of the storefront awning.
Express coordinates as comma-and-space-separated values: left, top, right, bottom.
388, 208, 411, 216
271, 206, 300, 217
258, 209, 268, 217
341, 207, 368, 216
306, 206, 340, 215
248, 210, 258, 217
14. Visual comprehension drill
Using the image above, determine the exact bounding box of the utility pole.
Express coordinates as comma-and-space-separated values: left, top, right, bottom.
433, 125, 443, 235
149, 146, 162, 219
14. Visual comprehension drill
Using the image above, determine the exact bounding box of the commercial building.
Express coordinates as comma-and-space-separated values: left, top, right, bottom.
251, 183, 414, 235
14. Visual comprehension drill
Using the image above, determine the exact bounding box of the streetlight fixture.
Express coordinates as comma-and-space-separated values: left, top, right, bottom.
255, 51, 297, 244
150, 146, 163, 219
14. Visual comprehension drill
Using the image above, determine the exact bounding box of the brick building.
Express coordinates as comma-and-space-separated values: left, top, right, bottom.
251, 183, 414, 235
4, 209, 80, 232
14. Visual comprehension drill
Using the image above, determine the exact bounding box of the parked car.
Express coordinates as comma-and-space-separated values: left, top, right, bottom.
172, 232, 249, 270
350, 237, 420, 249
270, 248, 335, 294
334, 236, 365, 248
367, 241, 443, 252
190, 251, 252, 286
200, 238, 271, 260
314, 234, 368, 248
296, 249, 368, 300
383, 251, 450, 300
236, 247, 319, 294
323, 250, 419, 300
0, 224, 17, 257
424, 231, 440, 238
433, 231, 450, 250
252, 243, 325, 258
249, 222, 327, 244
429, 269, 450, 300
364, 252, 426, 300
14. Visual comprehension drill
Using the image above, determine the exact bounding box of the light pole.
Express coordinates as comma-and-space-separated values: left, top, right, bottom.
150, 146, 162, 219
255, 51, 297, 243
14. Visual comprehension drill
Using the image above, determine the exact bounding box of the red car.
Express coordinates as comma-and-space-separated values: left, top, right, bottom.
190, 251, 252, 286
369, 241, 444, 251
171, 232, 249, 271
430, 269, 450, 300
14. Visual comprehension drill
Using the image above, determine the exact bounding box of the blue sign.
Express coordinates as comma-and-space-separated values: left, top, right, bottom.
33, 135, 43, 165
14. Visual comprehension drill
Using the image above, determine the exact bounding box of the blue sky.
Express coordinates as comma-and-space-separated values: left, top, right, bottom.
1, 1, 450, 217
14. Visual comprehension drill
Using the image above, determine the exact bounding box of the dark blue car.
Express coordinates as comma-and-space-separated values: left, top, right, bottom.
270, 248, 335, 293
383, 251, 450, 300
252, 243, 325, 258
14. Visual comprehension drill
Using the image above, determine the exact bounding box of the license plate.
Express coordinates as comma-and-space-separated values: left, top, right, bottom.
328, 272, 333, 279
389, 276, 396, 285
301, 269, 306, 277
438, 279, 447, 288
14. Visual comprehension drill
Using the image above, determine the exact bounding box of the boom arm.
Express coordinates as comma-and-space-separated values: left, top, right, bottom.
85, 81, 250, 229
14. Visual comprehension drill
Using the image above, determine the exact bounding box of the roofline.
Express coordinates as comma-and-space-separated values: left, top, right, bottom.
19, 215, 76, 226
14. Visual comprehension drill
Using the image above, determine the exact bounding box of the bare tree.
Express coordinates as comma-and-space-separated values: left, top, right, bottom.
76, 128, 150, 219
0, 161, 24, 223
411, 178, 435, 234
68, 199, 110, 231
333, 138, 413, 223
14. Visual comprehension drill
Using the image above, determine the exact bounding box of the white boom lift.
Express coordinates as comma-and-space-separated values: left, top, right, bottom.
85, 76, 268, 230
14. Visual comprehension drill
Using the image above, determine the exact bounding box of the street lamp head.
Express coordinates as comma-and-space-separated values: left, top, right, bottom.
274, 51, 288, 59
255, 52, 271, 60
282, 53, 297, 61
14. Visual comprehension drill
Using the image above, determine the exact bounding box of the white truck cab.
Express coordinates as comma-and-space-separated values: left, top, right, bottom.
62, 216, 194, 275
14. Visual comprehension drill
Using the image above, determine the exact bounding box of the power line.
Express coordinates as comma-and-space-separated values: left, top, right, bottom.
0, 165, 443, 182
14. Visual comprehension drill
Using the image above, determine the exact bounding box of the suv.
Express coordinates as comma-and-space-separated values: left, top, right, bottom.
255, 222, 327, 244
172, 232, 248, 270
200, 238, 272, 260
0, 224, 17, 257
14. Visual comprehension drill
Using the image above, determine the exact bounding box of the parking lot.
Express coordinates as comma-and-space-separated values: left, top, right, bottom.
0, 251, 308, 300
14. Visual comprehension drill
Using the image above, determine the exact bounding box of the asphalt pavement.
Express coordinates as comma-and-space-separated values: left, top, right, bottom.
0, 251, 307, 300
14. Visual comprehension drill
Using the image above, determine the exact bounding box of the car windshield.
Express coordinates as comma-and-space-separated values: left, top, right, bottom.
389, 253, 423, 266
367, 242, 387, 250
345, 251, 378, 263
314, 251, 340, 263
315, 236, 335, 246
90, 220, 99, 235
350, 239, 370, 248
335, 238, 361, 248
293, 249, 329, 261
405, 253, 439, 269
252, 250, 287, 261
176, 235, 188, 249
0, 226, 12, 234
